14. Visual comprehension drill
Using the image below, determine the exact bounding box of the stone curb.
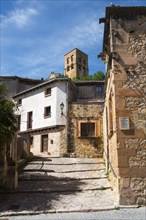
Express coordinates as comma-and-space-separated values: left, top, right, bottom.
0, 206, 117, 217
0, 205, 142, 217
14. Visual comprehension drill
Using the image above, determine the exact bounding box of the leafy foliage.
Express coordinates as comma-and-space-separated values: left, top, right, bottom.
93, 71, 105, 80
0, 83, 17, 147
73, 71, 105, 81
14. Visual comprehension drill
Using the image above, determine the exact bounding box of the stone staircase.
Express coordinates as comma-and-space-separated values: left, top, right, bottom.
0, 156, 117, 216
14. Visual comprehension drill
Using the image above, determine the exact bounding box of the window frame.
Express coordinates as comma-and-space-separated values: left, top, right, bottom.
67, 57, 69, 64
71, 63, 74, 69
96, 86, 103, 95
17, 115, 21, 131
27, 111, 33, 129
44, 106, 51, 118
67, 66, 70, 72
78, 120, 100, 138
17, 98, 22, 106
45, 87, 51, 97
71, 55, 74, 62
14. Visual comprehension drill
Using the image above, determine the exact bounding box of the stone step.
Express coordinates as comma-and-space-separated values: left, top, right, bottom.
14, 178, 111, 193
19, 169, 107, 179
0, 189, 116, 214
30, 157, 104, 165
23, 163, 105, 173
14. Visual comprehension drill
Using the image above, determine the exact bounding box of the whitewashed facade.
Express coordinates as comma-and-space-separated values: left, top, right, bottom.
13, 78, 68, 156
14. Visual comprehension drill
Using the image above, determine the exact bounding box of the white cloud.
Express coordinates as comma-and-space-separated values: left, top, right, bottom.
69, 19, 103, 47
1, 8, 38, 28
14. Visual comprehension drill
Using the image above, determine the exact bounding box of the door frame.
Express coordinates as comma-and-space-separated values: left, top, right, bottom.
41, 134, 48, 152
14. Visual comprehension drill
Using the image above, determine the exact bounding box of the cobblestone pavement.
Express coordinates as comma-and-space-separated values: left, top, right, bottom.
0, 156, 118, 217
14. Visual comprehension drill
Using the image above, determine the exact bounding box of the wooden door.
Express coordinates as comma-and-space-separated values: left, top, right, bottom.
41, 135, 48, 152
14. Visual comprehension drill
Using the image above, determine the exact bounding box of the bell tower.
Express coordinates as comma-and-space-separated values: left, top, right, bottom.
64, 48, 88, 79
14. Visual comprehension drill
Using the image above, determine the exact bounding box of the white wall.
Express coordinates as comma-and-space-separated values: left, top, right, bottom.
17, 80, 67, 132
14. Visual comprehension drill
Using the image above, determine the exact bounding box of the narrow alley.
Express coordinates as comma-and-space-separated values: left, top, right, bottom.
0, 156, 117, 217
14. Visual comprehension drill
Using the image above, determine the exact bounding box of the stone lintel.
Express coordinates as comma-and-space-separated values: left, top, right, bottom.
117, 148, 136, 157
117, 88, 141, 97
116, 109, 131, 116
118, 167, 146, 178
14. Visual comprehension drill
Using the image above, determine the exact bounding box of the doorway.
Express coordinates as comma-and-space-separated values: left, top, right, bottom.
41, 134, 48, 152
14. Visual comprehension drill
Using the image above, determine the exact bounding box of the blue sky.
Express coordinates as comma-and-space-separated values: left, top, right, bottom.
1, 0, 146, 79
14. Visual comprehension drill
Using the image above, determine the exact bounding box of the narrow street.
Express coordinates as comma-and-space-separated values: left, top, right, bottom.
0, 155, 117, 217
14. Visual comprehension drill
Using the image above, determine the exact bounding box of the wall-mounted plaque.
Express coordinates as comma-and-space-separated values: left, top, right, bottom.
119, 117, 130, 130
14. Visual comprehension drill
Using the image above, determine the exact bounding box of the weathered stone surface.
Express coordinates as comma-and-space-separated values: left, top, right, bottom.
68, 104, 103, 158
103, 11, 146, 205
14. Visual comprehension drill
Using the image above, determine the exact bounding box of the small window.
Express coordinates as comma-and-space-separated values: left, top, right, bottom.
44, 106, 51, 118
78, 57, 82, 63
78, 122, 95, 138
27, 111, 33, 129
45, 88, 51, 96
78, 65, 81, 70
67, 57, 69, 64
96, 86, 103, 95
81, 123, 95, 137
67, 66, 70, 72
17, 115, 21, 131
71, 55, 74, 62
30, 136, 33, 145
17, 98, 22, 105
71, 63, 74, 69
83, 59, 86, 65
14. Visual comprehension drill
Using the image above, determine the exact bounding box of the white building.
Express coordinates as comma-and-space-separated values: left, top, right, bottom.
13, 78, 70, 157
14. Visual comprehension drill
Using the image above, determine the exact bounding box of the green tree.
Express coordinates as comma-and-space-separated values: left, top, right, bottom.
93, 71, 105, 80
0, 83, 17, 146
0, 82, 17, 186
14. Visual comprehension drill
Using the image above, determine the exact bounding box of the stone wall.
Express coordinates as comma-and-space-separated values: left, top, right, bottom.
68, 103, 103, 158
102, 11, 146, 205
117, 16, 145, 205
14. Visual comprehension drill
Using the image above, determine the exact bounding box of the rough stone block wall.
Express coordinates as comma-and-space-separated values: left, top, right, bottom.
68, 103, 103, 158
48, 132, 60, 157
112, 15, 146, 205
60, 127, 68, 157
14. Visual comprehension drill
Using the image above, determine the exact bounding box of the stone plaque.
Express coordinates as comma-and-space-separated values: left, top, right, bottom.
119, 117, 130, 130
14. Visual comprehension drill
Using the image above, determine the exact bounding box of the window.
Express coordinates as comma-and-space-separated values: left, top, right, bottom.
78, 57, 82, 63
45, 88, 51, 96
83, 59, 86, 65
30, 136, 33, 145
17, 98, 22, 106
17, 115, 21, 131
78, 120, 101, 138
67, 57, 69, 64
44, 106, 51, 118
71, 63, 74, 69
78, 65, 81, 70
67, 66, 70, 72
81, 123, 95, 137
96, 86, 103, 95
27, 111, 33, 129
108, 93, 113, 135
71, 55, 74, 62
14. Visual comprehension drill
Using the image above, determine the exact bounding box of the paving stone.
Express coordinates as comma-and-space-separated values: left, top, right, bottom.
0, 156, 117, 217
